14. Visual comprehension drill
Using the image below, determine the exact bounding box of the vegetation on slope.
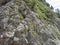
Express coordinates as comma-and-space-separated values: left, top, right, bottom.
24, 0, 54, 21
0, 0, 60, 45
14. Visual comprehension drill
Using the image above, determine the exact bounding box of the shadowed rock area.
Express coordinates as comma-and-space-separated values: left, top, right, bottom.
0, 0, 11, 6
0, 0, 60, 45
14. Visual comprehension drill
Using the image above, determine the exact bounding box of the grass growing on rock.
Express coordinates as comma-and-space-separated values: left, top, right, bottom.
24, 0, 52, 21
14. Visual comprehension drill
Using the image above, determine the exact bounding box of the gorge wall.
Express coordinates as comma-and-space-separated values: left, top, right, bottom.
0, 0, 60, 45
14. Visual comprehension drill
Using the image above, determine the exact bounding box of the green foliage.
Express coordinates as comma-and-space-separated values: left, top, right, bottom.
24, 0, 35, 9
18, 10, 24, 19
17, 0, 54, 21
24, 0, 56, 21
33, 0, 52, 21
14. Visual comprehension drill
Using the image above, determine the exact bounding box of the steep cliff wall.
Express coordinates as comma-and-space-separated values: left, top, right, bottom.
0, 0, 60, 45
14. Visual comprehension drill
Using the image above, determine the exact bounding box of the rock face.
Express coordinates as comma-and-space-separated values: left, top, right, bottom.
0, 0, 11, 6
0, 0, 60, 45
